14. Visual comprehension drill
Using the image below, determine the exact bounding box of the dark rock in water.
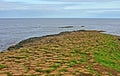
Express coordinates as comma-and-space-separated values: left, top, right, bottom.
59, 26, 74, 28
98, 30, 106, 32
77, 30, 86, 32
81, 26, 85, 27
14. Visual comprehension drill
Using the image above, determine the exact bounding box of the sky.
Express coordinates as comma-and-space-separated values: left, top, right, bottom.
0, 0, 120, 18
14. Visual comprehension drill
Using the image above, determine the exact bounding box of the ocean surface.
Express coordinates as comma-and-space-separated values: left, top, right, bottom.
0, 18, 120, 51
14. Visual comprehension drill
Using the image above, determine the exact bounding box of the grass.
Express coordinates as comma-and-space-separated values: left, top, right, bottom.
59, 68, 68, 72
24, 66, 29, 72
94, 35, 120, 72
8, 54, 29, 59
35, 68, 43, 72
50, 63, 62, 70
20, 49, 29, 53
6, 72, 12, 76
35, 68, 55, 74
0, 30, 120, 75
67, 59, 81, 67
87, 65, 100, 76
0, 64, 7, 70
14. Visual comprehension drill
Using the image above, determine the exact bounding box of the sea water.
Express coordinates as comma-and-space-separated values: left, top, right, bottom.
0, 18, 120, 51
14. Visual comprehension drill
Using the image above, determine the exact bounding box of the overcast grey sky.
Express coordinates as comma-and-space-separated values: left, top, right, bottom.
0, 0, 120, 18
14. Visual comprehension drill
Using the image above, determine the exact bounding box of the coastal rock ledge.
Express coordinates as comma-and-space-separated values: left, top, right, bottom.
0, 30, 120, 76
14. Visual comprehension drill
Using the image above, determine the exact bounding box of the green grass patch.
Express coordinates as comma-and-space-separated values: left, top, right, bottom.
6, 72, 12, 76
67, 60, 81, 67
94, 36, 120, 72
24, 66, 29, 72
50, 63, 62, 69
35, 68, 55, 74
59, 68, 68, 72
35, 68, 43, 72
0, 64, 7, 69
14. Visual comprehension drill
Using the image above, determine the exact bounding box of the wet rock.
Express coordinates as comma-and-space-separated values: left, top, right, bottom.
7, 45, 23, 50
81, 26, 85, 27
59, 26, 74, 28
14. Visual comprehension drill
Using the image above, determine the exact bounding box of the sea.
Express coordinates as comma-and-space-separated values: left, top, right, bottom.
0, 18, 120, 51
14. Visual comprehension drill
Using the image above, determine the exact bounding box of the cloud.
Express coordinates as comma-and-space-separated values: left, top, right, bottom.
0, 0, 120, 18
0, 1, 66, 10
0, 1, 29, 10
1, 0, 120, 10
2, 0, 120, 4
64, 1, 120, 10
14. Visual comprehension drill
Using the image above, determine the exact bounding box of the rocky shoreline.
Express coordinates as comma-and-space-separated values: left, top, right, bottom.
7, 30, 105, 51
